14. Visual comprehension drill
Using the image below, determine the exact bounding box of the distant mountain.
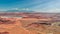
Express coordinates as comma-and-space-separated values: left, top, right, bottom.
5, 10, 34, 12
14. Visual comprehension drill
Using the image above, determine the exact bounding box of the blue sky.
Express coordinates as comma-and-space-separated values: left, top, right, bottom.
0, 0, 60, 13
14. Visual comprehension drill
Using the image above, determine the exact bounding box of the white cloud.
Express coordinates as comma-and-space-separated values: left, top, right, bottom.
34, 8, 60, 13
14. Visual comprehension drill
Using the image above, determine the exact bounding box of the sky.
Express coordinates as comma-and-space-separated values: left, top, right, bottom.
0, 0, 60, 13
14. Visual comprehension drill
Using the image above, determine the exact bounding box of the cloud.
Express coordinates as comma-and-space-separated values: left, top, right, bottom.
34, 8, 60, 13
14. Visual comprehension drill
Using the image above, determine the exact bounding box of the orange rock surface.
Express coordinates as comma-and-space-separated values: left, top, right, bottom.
0, 17, 47, 34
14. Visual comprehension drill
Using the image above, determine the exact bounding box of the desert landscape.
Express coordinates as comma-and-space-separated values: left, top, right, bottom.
0, 12, 59, 34
0, 0, 59, 34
